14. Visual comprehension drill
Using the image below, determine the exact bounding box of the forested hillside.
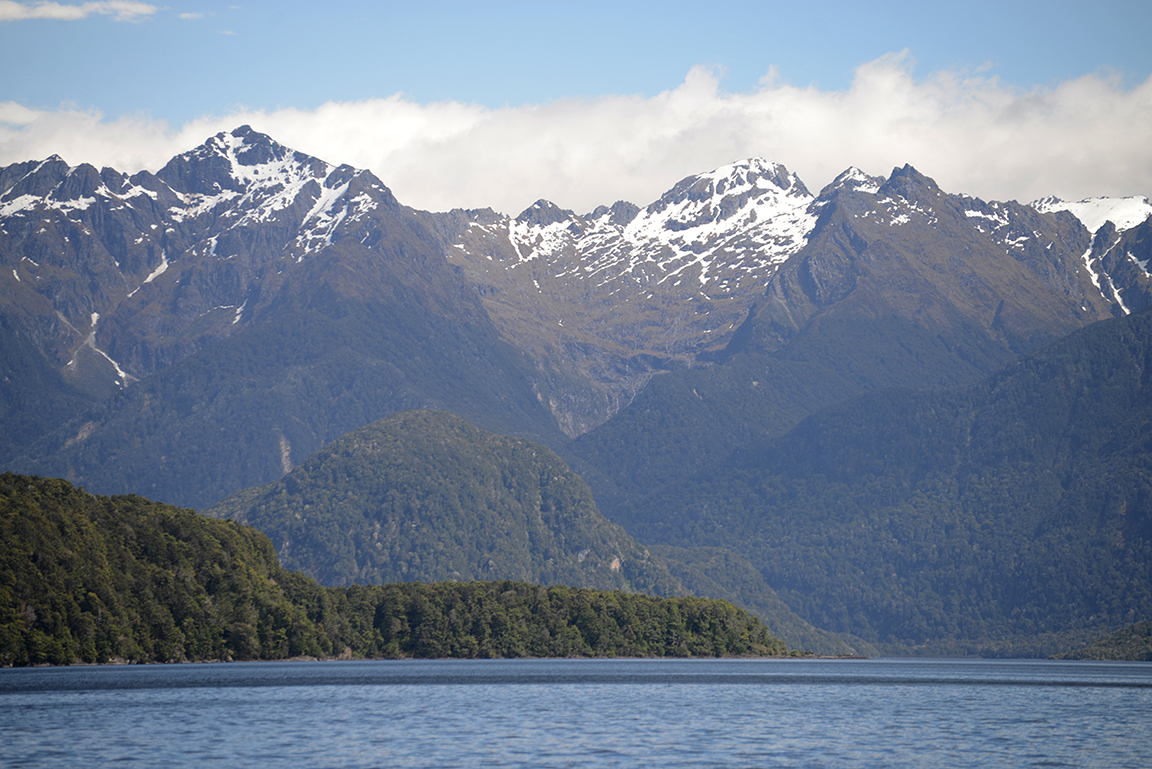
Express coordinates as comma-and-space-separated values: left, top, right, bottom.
608, 309, 1152, 656
1054, 621, 1152, 661
1, 472, 315, 665
206, 410, 855, 655
206, 410, 679, 593
0, 473, 786, 666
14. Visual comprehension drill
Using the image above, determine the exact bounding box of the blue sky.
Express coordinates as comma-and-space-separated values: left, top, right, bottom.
2, 1, 1152, 213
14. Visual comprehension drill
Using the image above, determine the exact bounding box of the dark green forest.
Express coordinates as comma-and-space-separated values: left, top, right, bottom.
0, 473, 786, 666
205, 409, 846, 653
1055, 621, 1152, 661
206, 410, 681, 595
604, 310, 1152, 656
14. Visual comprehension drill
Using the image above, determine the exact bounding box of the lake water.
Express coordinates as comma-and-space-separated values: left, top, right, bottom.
1, 657, 1150, 767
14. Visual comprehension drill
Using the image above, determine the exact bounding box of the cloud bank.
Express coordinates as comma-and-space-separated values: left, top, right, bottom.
1, 54, 1150, 215
0, 1, 156, 22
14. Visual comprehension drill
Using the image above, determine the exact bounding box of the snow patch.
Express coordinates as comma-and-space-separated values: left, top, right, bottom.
127, 250, 169, 297
1033, 196, 1152, 234
0, 194, 39, 217
68, 311, 135, 387
509, 217, 572, 263
965, 209, 1009, 227
832, 167, 883, 194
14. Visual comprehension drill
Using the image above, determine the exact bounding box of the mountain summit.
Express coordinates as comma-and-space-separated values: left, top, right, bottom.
2, 126, 398, 392
2, 126, 559, 506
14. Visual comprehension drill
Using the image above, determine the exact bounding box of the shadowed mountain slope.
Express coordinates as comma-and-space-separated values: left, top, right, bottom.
609, 309, 1152, 656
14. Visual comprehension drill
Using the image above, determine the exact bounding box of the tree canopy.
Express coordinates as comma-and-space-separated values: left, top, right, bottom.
0, 473, 785, 666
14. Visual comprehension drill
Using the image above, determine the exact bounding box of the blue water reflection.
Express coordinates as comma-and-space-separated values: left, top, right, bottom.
2, 658, 1149, 767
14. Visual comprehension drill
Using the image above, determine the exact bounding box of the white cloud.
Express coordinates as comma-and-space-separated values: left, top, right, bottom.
0, 1, 157, 21
2, 54, 1150, 215
0, 101, 41, 125
177, 11, 201, 20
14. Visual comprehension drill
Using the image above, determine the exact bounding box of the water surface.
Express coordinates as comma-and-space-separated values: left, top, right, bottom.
2, 658, 1149, 767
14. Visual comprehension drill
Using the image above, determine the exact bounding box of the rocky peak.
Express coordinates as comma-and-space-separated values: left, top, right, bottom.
515, 199, 577, 227
229, 125, 288, 167
0, 155, 72, 200
157, 132, 246, 196
645, 158, 811, 229
55, 163, 110, 201
157, 125, 332, 199
588, 200, 640, 226
820, 167, 886, 198
878, 164, 944, 203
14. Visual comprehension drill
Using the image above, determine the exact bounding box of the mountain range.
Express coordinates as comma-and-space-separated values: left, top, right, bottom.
3, 126, 1151, 655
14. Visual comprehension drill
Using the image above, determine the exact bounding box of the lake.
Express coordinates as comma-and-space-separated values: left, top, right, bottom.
2, 657, 1150, 767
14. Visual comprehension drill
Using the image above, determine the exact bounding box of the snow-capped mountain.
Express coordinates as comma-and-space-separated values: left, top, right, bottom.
1, 125, 397, 393
1032, 195, 1152, 235
759, 164, 1114, 345
568, 157, 814, 294
430, 159, 1137, 434
1, 126, 560, 506
426, 160, 820, 434
444, 158, 816, 346
481, 159, 811, 285
1031, 195, 1152, 314
3, 126, 1150, 500
501, 158, 814, 283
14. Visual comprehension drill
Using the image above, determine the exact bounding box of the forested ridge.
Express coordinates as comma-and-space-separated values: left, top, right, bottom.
206, 410, 680, 596
205, 409, 853, 655
607, 310, 1152, 656
1055, 621, 1152, 661
0, 473, 786, 666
